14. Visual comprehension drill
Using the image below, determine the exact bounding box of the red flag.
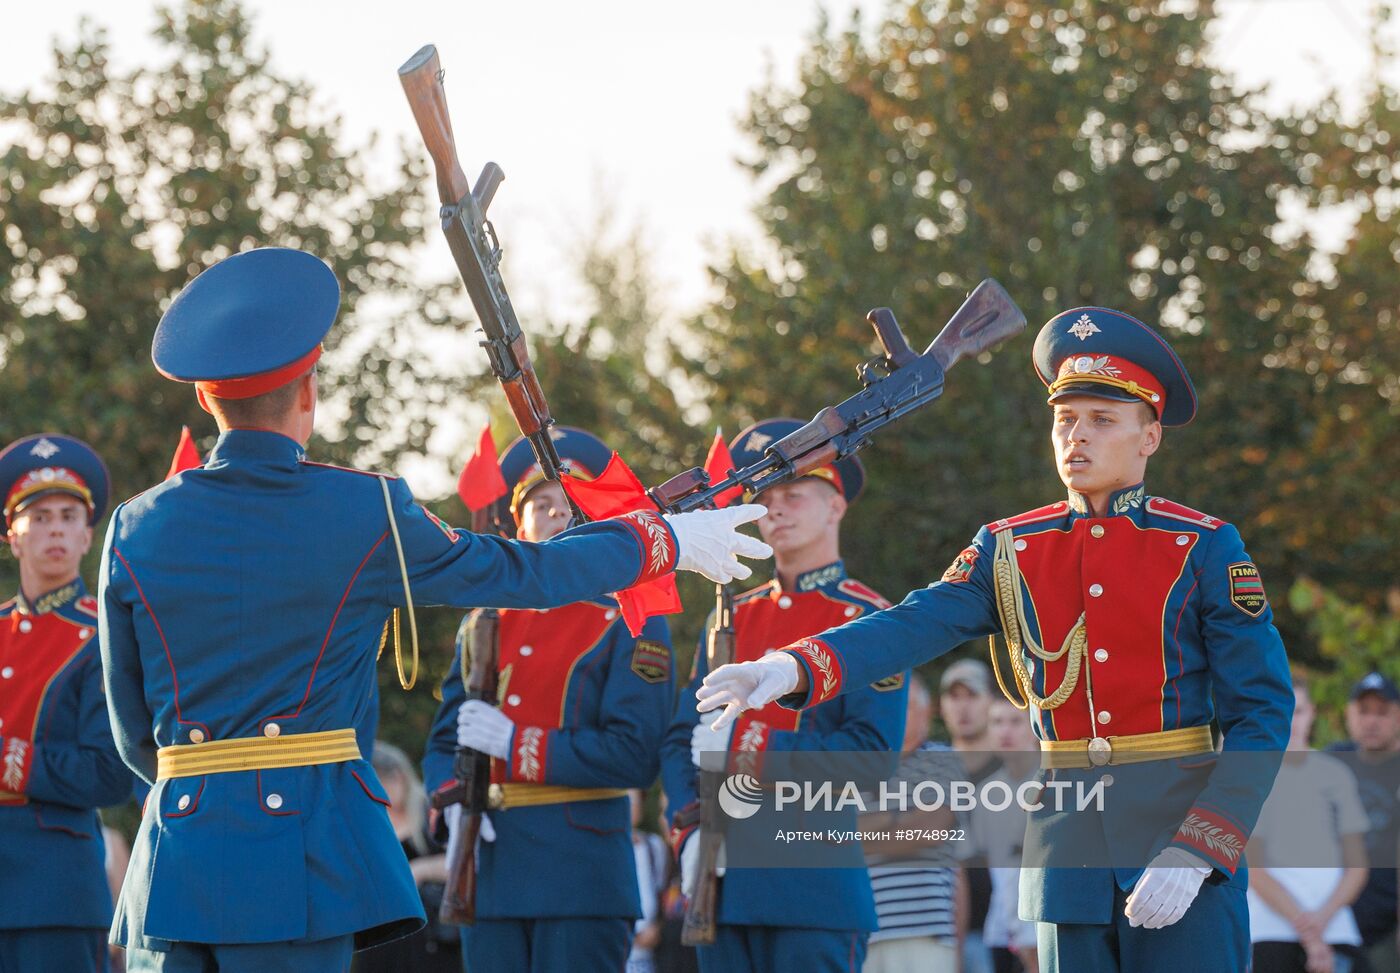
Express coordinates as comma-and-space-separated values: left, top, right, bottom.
615, 576, 683, 637
560, 452, 658, 520
165, 426, 201, 480
703, 428, 744, 508
457, 423, 509, 512
561, 452, 680, 636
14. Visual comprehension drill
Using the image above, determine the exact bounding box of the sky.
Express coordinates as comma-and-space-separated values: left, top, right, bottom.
4, 0, 1396, 491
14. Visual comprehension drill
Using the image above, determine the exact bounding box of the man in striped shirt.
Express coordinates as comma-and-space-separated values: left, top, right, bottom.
859, 674, 960, 973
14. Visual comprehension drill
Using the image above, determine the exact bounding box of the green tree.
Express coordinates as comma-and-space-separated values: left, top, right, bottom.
1289, 578, 1400, 744
0, 0, 454, 592
682, 0, 1400, 658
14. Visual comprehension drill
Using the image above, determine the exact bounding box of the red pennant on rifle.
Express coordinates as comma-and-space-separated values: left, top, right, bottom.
165, 426, 202, 480
703, 428, 744, 508
561, 452, 681, 636
560, 452, 657, 521
457, 423, 509, 512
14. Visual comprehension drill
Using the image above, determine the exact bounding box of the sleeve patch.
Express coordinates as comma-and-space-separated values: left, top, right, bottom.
941, 547, 979, 584
872, 672, 907, 692
1227, 561, 1267, 617
631, 639, 671, 684
422, 508, 461, 543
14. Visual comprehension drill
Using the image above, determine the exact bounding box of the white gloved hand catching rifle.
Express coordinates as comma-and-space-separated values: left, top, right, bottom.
690, 709, 734, 772
696, 652, 801, 731
1124, 847, 1210, 929
664, 504, 772, 585
457, 700, 514, 760
679, 832, 701, 899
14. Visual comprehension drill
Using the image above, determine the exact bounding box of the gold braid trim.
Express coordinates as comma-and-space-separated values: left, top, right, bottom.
379, 477, 420, 690
987, 528, 1087, 711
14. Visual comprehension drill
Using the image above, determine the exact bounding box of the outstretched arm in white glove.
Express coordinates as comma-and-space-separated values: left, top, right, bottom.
1124, 847, 1211, 929
695, 652, 802, 731
457, 699, 515, 760
664, 504, 772, 585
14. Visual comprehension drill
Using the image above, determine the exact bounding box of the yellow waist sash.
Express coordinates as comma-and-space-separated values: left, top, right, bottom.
486, 783, 627, 811
156, 728, 361, 780
1039, 725, 1214, 769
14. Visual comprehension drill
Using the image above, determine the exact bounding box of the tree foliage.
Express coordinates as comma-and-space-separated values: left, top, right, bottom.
0, 0, 453, 592
681, 0, 1400, 655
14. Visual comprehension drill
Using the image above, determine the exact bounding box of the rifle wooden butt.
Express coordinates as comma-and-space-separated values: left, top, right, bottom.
439, 812, 482, 926
927, 278, 1027, 371
681, 827, 723, 946
398, 44, 471, 205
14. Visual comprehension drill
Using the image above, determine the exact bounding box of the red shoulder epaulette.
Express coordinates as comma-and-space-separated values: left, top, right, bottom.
734, 581, 775, 606
987, 501, 1070, 534
75, 595, 99, 618
1144, 497, 1224, 530
299, 460, 393, 479
835, 579, 892, 610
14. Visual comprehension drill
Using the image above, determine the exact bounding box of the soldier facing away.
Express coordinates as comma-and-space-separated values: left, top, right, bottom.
696, 307, 1294, 973
97, 247, 770, 972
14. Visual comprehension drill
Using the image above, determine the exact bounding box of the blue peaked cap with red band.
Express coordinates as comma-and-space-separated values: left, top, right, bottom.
0, 433, 111, 526
729, 418, 865, 503
1033, 306, 1198, 427
153, 248, 340, 397
499, 426, 614, 513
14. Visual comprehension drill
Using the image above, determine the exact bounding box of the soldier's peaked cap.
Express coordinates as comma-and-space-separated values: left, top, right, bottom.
729, 418, 865, 503
1033, 307, 1197, 427
500, 427, 614, 518
152, 248, 340, 399
0, 434, 110, 526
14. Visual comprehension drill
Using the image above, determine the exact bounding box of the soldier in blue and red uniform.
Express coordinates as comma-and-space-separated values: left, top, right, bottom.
661, 419, 909, 973
97, 247, 770, 972
0, 434, 132, 973
697, 310, 1294, 973
422, 428, 676, 973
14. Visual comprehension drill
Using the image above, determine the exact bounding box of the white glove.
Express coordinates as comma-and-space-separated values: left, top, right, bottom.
696, 652, 800, 731
443, 802, 495, 843
680, 832, 701, 899
1124, 847, 1210, 929
691, 709, 734, 771
457, 700, 515, 760
664, 504, 772, 585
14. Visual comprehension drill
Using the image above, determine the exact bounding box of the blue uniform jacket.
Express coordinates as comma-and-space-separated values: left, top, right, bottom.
98, 430, 678, 950
775, 486, 1292, 924
0, 581, 132, 930
662, 562, 908, 933
423, 601, 673, 919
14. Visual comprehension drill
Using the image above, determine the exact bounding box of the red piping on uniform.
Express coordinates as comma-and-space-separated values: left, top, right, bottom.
257, 769, 299, 817
112, 548, 209, 739
351, 769, 391, 807
164, 778, 205, 818
1169, 577, 1200, 726
260, 532, 390, 727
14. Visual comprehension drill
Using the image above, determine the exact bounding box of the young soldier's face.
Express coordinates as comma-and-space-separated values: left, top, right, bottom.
1050, 396, 1161, 499
517, 481, 572, 543
752, 478, 845, 560
7, 494, 93, 588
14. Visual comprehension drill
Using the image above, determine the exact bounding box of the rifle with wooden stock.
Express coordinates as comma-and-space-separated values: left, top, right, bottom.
683, 584, 736, 946
398, 44, 578, 516
431, 506, 501, 926
649, 279, 1028, 513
